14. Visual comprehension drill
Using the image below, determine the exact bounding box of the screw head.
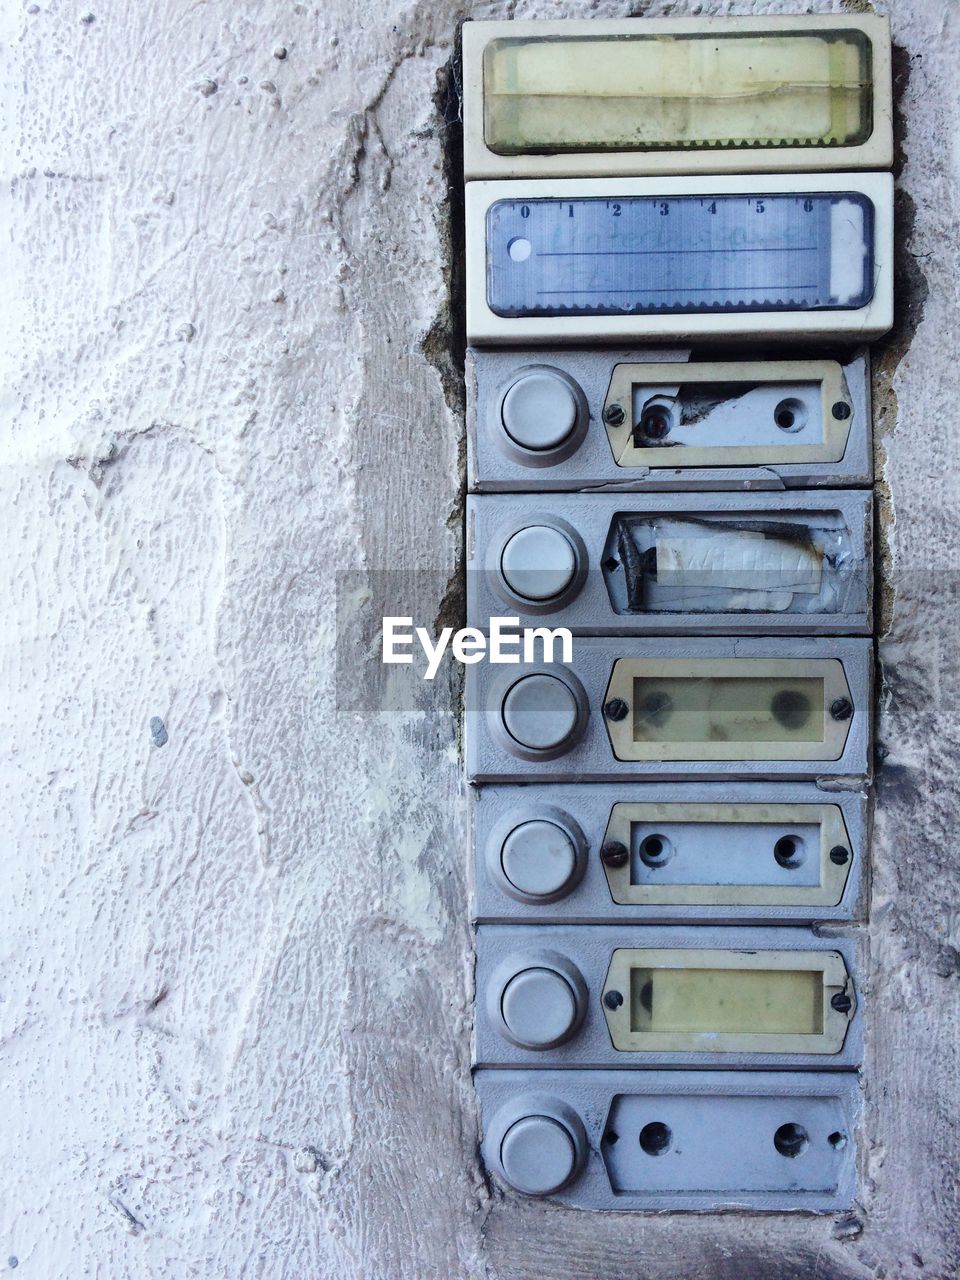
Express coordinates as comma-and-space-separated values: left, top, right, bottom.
830, 845, 850, 865
830, 697, 854, 721
831, 992, 853, 1014
603, 403, 625, 427
600, 841, 629, 868
832, 401, 852, 420
604, 697, 629, 722
603, 990, 624, 1010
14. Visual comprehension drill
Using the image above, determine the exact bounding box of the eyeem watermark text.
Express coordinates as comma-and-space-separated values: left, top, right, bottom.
382, 616, 573, 680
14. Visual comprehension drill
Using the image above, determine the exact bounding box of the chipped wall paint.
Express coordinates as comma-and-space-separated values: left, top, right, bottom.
1, 1, 958, 1277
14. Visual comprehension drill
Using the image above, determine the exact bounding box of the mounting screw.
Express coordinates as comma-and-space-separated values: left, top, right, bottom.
831, 992, 853, 1014
603, 403, 625, 426
600, 841, 629, 868
830, 697, 853, 721
832, 401, 852, 420
830, 845, 850, 865
604, 990, 624, 1010
604, 698, 629, 722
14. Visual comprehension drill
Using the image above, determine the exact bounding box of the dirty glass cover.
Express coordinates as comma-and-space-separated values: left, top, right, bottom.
484, 31, 873, 155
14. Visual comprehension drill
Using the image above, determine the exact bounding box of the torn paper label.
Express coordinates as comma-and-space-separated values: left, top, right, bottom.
654, 528, 823, 594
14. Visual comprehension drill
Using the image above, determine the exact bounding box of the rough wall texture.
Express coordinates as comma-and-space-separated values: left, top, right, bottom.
1, 0, 957, 1277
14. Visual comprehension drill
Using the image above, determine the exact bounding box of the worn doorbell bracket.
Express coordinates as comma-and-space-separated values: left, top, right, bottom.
476, 1068, 860, 1211
472, 782, 867, 925
467, 348, 872, 492
475, 924, 862, 1070
467, 490, 872, 636
466, 636, 872, 784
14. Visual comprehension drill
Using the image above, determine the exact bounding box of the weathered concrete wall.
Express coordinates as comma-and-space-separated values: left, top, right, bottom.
1, 0, 957, 1277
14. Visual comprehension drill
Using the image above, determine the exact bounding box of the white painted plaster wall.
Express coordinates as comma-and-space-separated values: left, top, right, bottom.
1, 1, 957, 1277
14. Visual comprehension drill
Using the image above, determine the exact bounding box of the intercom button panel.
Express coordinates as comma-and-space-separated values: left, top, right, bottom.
463, 15, 892, 179
472, 782, 867, 925
465, 173, 893, 345
467, 348, 872, 492
474, 925, 861, 1070
467, 491, 872, 635
476, 1069, 859, 1211
466, 637, 871, 783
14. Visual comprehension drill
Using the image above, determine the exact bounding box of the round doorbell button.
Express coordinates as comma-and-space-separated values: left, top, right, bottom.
488, 950, 588, 1052
484, 1097, 587, 1199
501, 821, 577, 898
499, 1115, 577, 1196
500, 967, 578, 1048
502, 674, 580, 751
501, 371, 578, 451
500, 525, 577, 601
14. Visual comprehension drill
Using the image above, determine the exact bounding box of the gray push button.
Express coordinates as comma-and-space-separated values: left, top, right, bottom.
501, 821, 577, 898
501, 967, 578, 1047
499, 1115, 577, 1196
501, 371, 579, 451
502, 674, 579, 751
500, 525, 577, 601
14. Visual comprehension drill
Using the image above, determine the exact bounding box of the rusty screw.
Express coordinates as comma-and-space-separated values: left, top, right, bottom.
604, 697, 629, 722
600, 841, 629, 868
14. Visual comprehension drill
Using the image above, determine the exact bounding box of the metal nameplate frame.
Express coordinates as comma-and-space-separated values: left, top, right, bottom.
467, 490, 872, 635
463, 15, 892, 179
474, 924, 862, 1070
465, 173, 893, 345
466, 636, 872, 783
603, 359, 854, 468
475, 1068, 860, 1211
471, 782, 867, 924
601, 947, 852, 1056
603, 656, 852, 762
467, 348, 872, 492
